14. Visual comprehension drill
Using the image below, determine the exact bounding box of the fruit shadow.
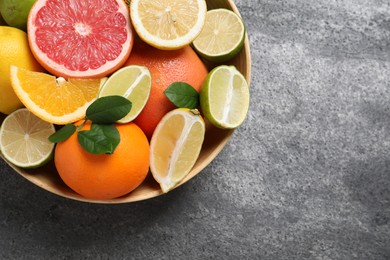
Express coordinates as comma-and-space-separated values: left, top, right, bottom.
0, 122, 234, 251
7, 116, 234, 204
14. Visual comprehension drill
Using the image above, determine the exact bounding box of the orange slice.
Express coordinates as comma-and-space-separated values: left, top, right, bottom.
10, 66, 106, 125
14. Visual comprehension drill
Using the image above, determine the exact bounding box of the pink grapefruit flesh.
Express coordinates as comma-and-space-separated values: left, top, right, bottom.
27, 0, 133, 79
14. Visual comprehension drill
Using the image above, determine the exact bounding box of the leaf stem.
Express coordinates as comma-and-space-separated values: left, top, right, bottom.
76, 119, 88, 132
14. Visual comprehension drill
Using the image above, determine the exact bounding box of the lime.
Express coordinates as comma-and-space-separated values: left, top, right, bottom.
98, 65, 152, 123
192, 8, 246, 62
0, 0, 36, 31
0, 10, 7, 26
150, 108, 205, 193
200, 65, 250, 129
0, 108, 55, 169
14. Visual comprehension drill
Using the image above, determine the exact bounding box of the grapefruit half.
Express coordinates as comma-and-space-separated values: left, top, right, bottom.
27, 0, 133, 79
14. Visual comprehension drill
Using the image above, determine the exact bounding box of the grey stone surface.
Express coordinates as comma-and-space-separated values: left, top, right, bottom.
1, 0, 390, 259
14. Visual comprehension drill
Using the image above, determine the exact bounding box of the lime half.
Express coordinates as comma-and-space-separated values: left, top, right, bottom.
200, 65, 250, 129
192, 8, 246, 62
98, 65, 151, 123
0, 108, 55, 168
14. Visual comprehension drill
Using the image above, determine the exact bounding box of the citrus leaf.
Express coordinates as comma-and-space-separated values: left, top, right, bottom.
164, 82, 199, 109
86, 96, 132, 124
77, 124, 120, 154
48, 124, 76, 143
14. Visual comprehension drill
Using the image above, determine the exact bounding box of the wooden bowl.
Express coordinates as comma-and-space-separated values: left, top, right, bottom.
0, 0, 251, 203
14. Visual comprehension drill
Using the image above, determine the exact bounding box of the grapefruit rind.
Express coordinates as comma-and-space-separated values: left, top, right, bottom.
27, 0, 133, 79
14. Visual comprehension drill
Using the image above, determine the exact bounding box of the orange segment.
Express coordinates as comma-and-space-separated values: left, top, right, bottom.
10, 66, 105, 125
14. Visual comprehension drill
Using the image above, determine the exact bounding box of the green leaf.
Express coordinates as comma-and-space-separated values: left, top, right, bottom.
164, 82, 200, 109
86, 96, 132, 124
77, 123, 120, 154
48, 124, 76, 143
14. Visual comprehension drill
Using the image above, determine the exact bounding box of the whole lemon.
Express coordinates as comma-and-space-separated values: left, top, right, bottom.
0, 26, 44, 114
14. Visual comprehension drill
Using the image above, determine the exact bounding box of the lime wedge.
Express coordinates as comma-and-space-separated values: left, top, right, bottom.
150, 108, 206, 193
0, 108, 55, 168
200, 65, 250, 129
192, 8, 246, 62
98, 65, 151, 123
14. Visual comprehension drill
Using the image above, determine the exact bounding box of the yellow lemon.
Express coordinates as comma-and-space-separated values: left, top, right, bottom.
130, 0, 207, 50
0, 26, 44, 114
150, 108, 206, 193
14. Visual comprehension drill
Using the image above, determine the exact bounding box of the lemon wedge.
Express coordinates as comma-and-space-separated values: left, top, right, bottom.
150, 108, 206, 192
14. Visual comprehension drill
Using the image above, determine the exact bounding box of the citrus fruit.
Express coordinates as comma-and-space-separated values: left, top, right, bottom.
125, 38, 208, 138
54, 121, 150, 200
0, 9, 6, 25
0, 0, 36, 31
192, 8, 246, 62
10, 66, 106, 125
0, 108, 55, 169
200, 65, 250, 129
98, 65, 151, 123
130, 0, 207, 50
0, 26, 44, 114
150, 108, 205, 193
27, 0, 133, 79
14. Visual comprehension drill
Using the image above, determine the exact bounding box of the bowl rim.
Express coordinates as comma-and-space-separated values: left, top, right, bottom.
0, 0, 252, 204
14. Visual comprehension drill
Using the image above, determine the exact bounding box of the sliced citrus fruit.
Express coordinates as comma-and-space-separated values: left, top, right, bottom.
10, 66, 106, 125
98, 65, 151, 123
200, 65, 250, 129
27, 0, 133, 79
0, 108, 55, 169
150, 108, 206, 193
130, 0, 207, 50
192, 8, 246, 62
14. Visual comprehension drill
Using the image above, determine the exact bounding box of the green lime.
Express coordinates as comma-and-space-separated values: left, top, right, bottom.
200, 65, 250, 129
0, 9, 7, 26
0, 108, 55, 169
192, 8, 246, 63
98, 65, 152, 123
0, 0, 36, 31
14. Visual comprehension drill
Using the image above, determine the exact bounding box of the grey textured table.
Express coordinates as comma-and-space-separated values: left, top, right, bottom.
1, 0, 390, 259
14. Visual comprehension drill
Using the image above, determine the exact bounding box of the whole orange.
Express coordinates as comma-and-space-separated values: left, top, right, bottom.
125, 38, 208, 138
54, 121, 150, 200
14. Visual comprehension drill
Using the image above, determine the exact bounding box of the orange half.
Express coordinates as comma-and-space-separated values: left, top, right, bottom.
10, 66, 106, 125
